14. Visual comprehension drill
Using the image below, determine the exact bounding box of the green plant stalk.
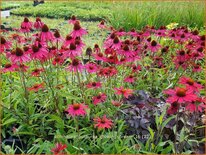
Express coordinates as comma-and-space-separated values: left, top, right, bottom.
74, 117, 80, 153
174, 108, 180, 154
40, 62, 61, 115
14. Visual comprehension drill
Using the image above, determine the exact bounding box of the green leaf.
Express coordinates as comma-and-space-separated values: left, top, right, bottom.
179, 128, 185, 142
2, 117, 17, 126
148, 127, 154, 140
162, 115, 176, 129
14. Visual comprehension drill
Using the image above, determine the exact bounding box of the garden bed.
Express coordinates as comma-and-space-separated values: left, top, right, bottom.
1, 1, 205, 154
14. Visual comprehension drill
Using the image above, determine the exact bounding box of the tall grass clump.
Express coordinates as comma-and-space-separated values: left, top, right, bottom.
109, 1, 205, 30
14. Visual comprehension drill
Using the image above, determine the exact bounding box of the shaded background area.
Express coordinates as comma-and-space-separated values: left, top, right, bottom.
1, 0, 205, 30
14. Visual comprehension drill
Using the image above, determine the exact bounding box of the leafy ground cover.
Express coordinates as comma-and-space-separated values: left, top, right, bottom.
0, 14, 205, 154
1, 1, 31, 11
7, 1, 205, 30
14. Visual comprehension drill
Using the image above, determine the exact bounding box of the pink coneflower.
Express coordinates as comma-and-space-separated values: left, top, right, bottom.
111, 36, 122, 50
30, 43, 48, 60
105, 54, 118, 64
20, 17, 32, 32
193, 64, 202, 72
92, 93, 107, 105
16, 64, 29, 72
116, 28, 126, 36
8, 47, 30, 63
98, 20, 107, 29
52, 56, 64, 66
185, 102, 205, 113
114, 86, 133, 98
65, 103, 88, 117
118, 44, 134, 57
124, 74, 136, 83
28, 83, 44, 92
66, 58, 84, 72
103, 33, 117, 48
86, 81, 102, 89
173, 56, 189, 70
167, 102, 180, 115
93, 115, 113, 130
63, 35, 74, 47
68, 15, 78, 25
111, 100, 122, 107
34, 17, 44, 29
2, 63, 18, 73
70, 21, 87, 38
53, 30, 64, 43
148, 40, 161, 52
131, 65, 142, 73
93, 44, 100, 53
40, 24, 54, 42
98, 66, 118, 77
31, 68, 44, 76
1, 36, 12, 52
92, 52, 105, 61
191, 51, 204, 60
164, 87, 197, 104
63, 43, 81, 58
127, 28, 138, 37
51, 142, 67, 154
75, 38, 85, 51
85, 63, 99, 73
179, 76, 202, 91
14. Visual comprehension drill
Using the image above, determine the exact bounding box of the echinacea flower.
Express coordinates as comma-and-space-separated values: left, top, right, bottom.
193, 64, 202, 72
1, 36, 12, 52
111, 36, 122, 50
52, 56, 64, 66
124, 74, 136, 83
86, 81, 102, 89
28, 83, 44, 92
74, 38, 85, 51
148, 40, 161, 52
98, 20, 107, 29
127, 29, 137, 37
92, 93, 107, 105
63, 35, 74, 47
20, 17, 32, 32
68, 15, 78, 25
16, 64, 29, 72
114, 86, 133, 98
40, 24, 54, 42
63, 43, 81, 58
93, 44, 100, 53
65, 103, 88, 117
31, 68, 44, 76
51, 142, 67, 154
2, 63, 18, 73
66, 58, 84, 73
85, 63, 99, 73
53, 30, 64, 43
116, 28, 126, 36
179, 76, 202, 91
185, 102, 205, 113
70, 21, 87, 38
167, 102, 180, 115
93, 115, 113, 130
30, 43, 48, 60
92, 52, 105, 61
118, 44, 134, 57
164, 87, 197, 103
111, 100, 122, 107
8, 47, 30, 63
34, 17, 44, 29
